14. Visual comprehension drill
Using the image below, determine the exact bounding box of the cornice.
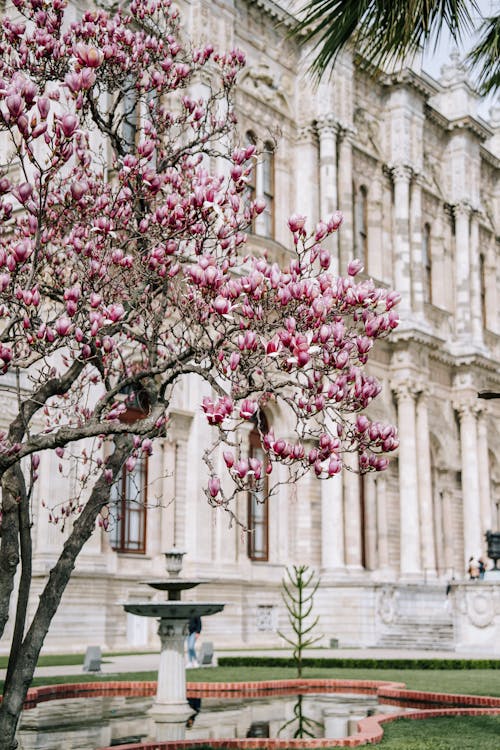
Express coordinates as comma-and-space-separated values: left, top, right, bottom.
424, 104, 493, 142
381, 68, 441, 100
250, 0, 297, 30
479, 144, 500, 170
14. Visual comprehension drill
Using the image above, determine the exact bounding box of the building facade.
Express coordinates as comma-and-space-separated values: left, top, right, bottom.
2, 0, 500, 655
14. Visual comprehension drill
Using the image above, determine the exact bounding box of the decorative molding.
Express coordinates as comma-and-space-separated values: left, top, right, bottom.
389, 163, 414, 184
239, 61, 290, 115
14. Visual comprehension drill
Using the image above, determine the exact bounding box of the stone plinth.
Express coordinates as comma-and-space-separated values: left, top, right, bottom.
451, 581, 500, 655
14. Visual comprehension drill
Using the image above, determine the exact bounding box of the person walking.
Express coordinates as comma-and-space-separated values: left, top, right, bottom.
187, 616, 202, 667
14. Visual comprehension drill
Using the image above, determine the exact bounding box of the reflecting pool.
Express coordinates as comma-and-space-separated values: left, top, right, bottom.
16, 692, 405, 749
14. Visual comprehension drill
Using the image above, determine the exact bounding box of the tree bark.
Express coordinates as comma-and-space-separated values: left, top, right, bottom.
4, 467, 31, 691
0, 469, 22, 640
0, 435, 133, 750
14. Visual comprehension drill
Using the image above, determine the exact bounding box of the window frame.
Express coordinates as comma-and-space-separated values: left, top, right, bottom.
110, 403, 149, 555
422, 222, 432, 304
354, 184, 368, 267
247, 416, 269, 562
261, 141, 275, 239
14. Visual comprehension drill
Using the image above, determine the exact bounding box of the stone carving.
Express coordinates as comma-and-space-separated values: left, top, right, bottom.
377, 585, 398, 624
353, 106, 381, 155
464, 589, 495, 629
423, 151, 443, 197
240, 60, 289, 113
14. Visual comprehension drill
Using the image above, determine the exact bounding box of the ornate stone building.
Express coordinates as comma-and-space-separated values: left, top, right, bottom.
2, 0, 500, 655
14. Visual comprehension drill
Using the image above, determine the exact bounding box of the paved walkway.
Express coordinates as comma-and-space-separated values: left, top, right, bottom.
0, 647, 487, 681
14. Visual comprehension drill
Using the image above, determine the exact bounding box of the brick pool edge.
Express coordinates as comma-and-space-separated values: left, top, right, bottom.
13, 679, 500, 749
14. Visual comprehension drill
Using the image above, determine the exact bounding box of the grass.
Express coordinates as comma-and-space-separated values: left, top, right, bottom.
1, 665, 497, 696
375, 715, 500, 749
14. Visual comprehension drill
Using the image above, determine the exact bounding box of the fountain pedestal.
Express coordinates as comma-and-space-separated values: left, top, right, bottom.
150, 618, 191, 718
122, 550, 225, 732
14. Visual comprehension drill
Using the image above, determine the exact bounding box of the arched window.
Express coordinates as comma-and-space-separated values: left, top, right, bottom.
247, 413, 269, 561
354, 185, 368, 267
422, 223, 432, 304
110, 388, 149, 554
262, 142, 274, 238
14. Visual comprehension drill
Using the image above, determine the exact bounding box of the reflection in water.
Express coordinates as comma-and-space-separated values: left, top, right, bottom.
16, 692, 402, 749
278, 694, 322, 739
186, 697, 202, 729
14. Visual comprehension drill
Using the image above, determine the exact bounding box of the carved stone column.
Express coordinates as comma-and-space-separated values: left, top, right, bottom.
485, 242, 499, 334
441, 487, 455, 576
337, 125, 355, 273
469, 212, 483, 344
416, 388, 436, 577
391, 164, 413, 315
453, 202, 472, 337
317, 116, 339, 267
321, 474, 345, 570
376, 475, 390, 573
343, 455, 363, 570
295, 125, 319, 230
364, 474, 377, 571
454, 399, 482, 560
392, 380, 421, 578
477, 408, 492, 539
410, 173, 424, 315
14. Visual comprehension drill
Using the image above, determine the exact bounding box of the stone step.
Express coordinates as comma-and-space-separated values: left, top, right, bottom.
377, 621, 455, 650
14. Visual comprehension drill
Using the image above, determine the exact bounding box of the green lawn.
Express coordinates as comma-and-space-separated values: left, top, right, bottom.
3, 665, 497, 697
375, 715, 500, 749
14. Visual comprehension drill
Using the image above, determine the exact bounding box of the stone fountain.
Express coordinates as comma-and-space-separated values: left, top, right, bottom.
123, 549, 224, 736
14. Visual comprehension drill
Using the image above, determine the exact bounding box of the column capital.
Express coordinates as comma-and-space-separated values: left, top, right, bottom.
388, 163, 413, 184
315, 115, 339, 137
391, 377, 425, 401
337, 121, 357, 143
296, 124, 317, 145
453, 200, 472, 218
453, 398, 480, 420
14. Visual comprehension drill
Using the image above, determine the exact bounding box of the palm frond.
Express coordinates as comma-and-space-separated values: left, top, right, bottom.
291, 0, 478, 80
467, 15, 500, 95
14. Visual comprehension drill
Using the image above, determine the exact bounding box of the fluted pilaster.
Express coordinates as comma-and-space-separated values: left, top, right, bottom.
337, 125, 355, 273
415, 388, 436, 577
316, 115, 339, 268
453, 202, 472, 337
477, 408, 492, 539
321, 474, 345, 570
454, 398, 482, 559
391, 164, 413, 315
392, 378, 421, 577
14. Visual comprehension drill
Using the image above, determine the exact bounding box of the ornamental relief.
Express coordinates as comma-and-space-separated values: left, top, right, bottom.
353, 107, 382, 157
238, 62, 291, 117
463, 588, 498, 629
377, 585, 399, 625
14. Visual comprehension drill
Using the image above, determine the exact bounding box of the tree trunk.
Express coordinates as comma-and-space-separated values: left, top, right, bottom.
4, 466, 31, 691
0, 468, 22, 640
0, 435, 133, 750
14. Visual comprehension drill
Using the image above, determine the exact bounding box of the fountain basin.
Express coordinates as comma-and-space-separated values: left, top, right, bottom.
123, 603, 224, 618
145, 580, 208, 593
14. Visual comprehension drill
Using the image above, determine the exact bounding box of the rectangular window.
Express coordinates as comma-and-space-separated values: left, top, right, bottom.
247, 428, 269, 561
111, 455, 148, 554
262, 146, 274, 238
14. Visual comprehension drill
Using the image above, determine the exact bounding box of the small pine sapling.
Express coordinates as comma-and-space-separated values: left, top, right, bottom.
279, 564, 322, 677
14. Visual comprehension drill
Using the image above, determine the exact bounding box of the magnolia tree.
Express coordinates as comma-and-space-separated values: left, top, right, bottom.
0, 0, 399, 745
